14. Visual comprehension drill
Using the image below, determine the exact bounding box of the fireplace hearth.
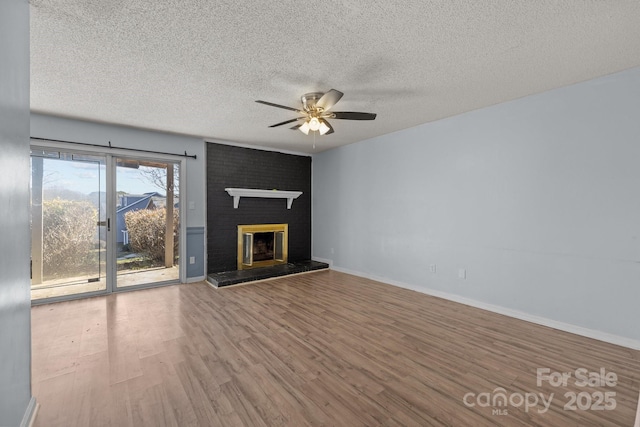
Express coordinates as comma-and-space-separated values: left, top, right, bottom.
207, 260, 329, 287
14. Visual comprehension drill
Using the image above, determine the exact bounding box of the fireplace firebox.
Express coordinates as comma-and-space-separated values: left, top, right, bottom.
237, 224, 288, 270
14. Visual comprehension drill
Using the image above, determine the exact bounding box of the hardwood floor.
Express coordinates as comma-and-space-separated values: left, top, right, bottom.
31, 270, 640, 426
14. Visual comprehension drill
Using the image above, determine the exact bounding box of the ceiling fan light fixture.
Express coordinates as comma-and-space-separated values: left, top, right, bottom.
256, 89, 376, 137
299, 121, 310, 135
319, 120, 330, 135
308, 117, 321, 131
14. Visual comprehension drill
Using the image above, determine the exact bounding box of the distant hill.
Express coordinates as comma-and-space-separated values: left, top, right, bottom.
43, 187, 91, 202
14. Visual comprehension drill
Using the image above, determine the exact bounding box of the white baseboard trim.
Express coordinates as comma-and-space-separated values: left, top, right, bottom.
330, 265, 640, 351
21, 397, 38, 427
186, 275, 206, 283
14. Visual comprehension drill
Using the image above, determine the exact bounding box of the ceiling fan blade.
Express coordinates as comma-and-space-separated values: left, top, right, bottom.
331, 111, 377, 120
290, 124, 302, 130
316, 89, 343, 111
269, 117, 305, 128
323, 119, 335, 135
255, 100, 302, 112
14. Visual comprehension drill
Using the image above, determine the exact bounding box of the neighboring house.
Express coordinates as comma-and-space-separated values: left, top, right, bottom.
116, 192, 160, 248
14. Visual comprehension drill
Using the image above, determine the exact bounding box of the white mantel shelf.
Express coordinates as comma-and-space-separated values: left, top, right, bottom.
225, 188, 303, 209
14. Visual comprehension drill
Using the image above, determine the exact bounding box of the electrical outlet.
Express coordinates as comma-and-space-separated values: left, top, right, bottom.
189, 256, 195, 265
458, 268, 466, 279
429, 264, 436, 273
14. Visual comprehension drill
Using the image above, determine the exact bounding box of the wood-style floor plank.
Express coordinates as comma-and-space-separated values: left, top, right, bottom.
32, 270, 640, 426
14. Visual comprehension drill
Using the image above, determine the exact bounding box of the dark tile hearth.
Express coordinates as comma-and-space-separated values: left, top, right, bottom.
207, 260, 329, 287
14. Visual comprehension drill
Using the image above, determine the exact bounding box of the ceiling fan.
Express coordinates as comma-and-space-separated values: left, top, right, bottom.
255, 89, 376, 135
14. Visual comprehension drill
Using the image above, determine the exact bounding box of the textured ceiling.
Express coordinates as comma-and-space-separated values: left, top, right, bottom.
30, 0, 640, 154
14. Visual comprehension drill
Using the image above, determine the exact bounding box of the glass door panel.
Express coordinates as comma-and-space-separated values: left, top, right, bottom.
115, 157, 179, 288
30, 149, 107, 300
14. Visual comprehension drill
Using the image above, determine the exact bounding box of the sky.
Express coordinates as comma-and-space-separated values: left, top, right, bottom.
34, 156, 168, 196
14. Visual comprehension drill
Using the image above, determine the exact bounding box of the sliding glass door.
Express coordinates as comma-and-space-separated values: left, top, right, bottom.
115, 157, 179, 289
30, 149, 107, 300
30, 146, 181, 302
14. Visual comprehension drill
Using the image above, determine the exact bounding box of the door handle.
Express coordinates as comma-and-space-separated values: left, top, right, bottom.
97, 219, 111, 231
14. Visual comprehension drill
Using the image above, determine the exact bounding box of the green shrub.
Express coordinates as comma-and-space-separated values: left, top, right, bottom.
42, 199, 97, 279
124, 208, 179, 263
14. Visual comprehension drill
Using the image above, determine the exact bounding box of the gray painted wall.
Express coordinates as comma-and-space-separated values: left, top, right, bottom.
186, 227, 205, 278
31, 114, 207, 278
0, 0, 33, 425
312, 67, 640, 343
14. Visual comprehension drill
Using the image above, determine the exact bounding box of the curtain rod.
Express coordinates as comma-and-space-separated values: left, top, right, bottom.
30, 137, 198, 159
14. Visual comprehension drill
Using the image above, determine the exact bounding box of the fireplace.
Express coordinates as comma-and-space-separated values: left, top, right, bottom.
237, 224, 288, 270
